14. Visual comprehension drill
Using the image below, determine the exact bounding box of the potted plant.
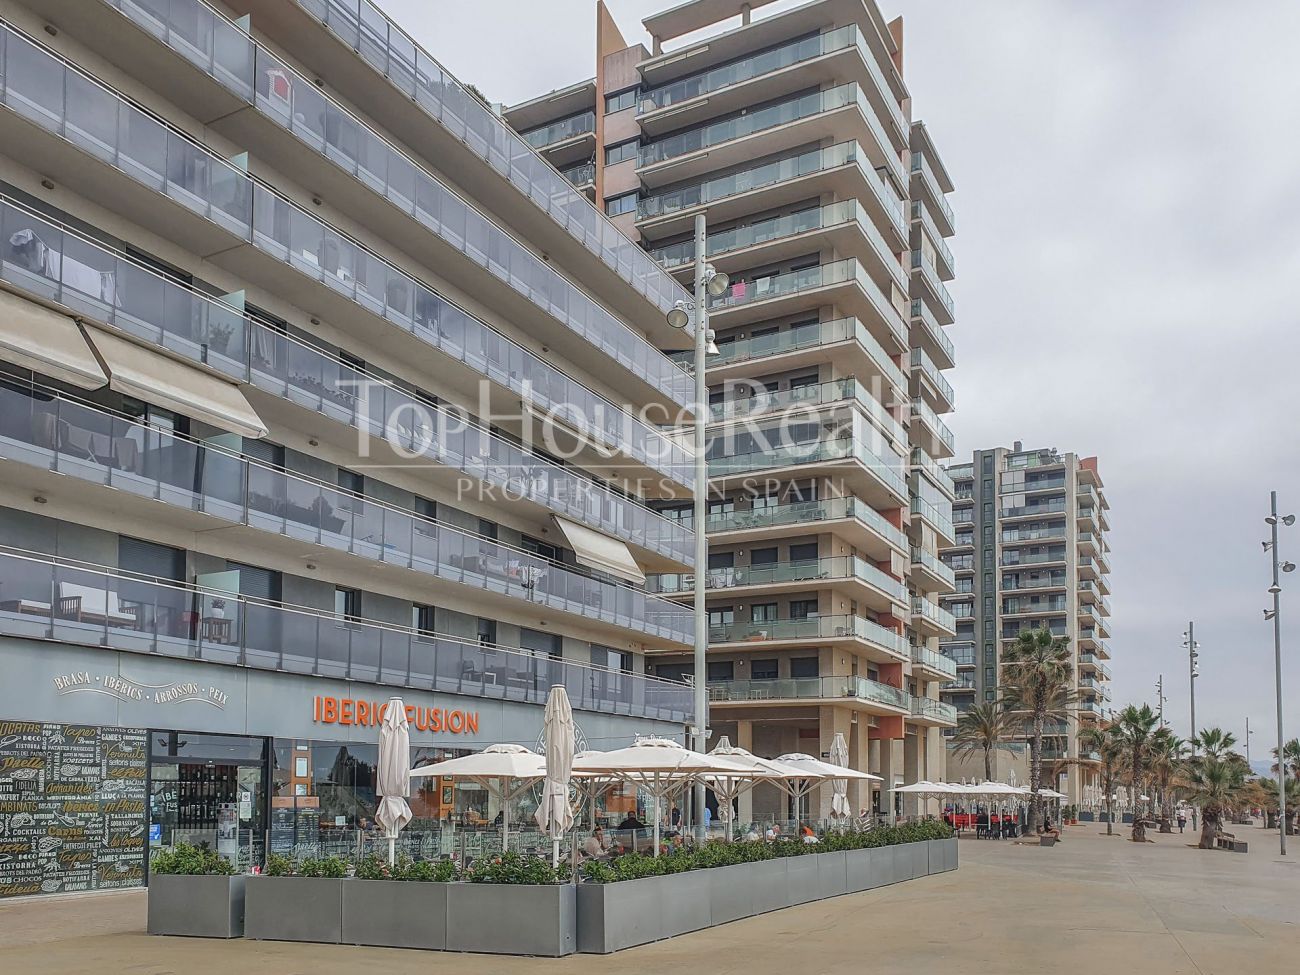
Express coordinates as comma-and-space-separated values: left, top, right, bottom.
342, 854, 457, 950
245, 853, 349, 944
447, 852, 576, 956
147, 843, 244, 938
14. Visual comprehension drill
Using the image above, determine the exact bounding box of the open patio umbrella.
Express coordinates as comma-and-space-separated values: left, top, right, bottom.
410, 743, 546, 852
536, 685, 576, 867
704, 738, 792, 841
774, 753, 880, 825
828, 733, 851, 822
375, 696, 412, 866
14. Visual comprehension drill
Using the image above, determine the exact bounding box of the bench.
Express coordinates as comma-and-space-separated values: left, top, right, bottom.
1215, 833, 1248, 853
1039, 835, 1059, 848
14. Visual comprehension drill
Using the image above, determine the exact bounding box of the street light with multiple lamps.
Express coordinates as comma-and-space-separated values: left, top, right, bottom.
666, 214, 726, 838
1182, 624, 1199, 746
1262, 492, 1294, 856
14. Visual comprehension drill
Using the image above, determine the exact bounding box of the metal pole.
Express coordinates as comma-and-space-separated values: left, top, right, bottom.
1269, 491, 1287, 855
1245, 716, 1251, 768
1187, 620, 1196, 746
691, 213, 709, 844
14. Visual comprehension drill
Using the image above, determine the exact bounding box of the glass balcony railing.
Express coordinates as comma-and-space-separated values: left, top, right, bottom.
910, 495, 955, 541
910, 347, 954, 407
0, 547, 693, 721
0, 195, 694, 566
938, 641, 976, 667
1004, 451, 1064, 472
909, 398, 955, 453
1077, 654, 1111, 680
709, 378, 904, 445
911, 446, 956, 497
707, 675, 907, 709
558, 161, 596, 187
709, 614, 907, 658
910, 547, 956, 588
909, 250, 956, 320
638, 140, 904, 237
1001, 576, 1067, 593
709, 436, 908, 499
911, 598, 956, 631
650, 557, 906, 602
1000, 499, 1067, 519
942, 676, 976, 691
705, 496, 907, 551
710, 258, 906, 348
71, 5, 693, 409
911, 647, 958, 679
1001, 528, 1068, 544
281, 0, 688, 317
910, 200, 955, 273
1003, 598, 1069, 615
641, 83, 905, 187
1000, 551, 1067, 568
911, 696, 957, 723
910, 300, 955, 366
0, 383, 693, 643
520, 111, 594, 149
641, 25, 907, 136
671, 317, 905, 394
909, 152, 955, 230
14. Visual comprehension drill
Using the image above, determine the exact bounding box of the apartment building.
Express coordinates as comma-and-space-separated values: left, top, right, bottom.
0, 0, 700, 897
505, 0, 959, 821
940, 444, 1113, 805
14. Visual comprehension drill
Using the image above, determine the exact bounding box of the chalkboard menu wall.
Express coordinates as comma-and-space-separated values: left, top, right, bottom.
0, 722, 147, 898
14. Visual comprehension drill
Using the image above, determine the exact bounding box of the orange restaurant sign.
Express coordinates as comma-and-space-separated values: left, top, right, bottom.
312, 696, 480, 735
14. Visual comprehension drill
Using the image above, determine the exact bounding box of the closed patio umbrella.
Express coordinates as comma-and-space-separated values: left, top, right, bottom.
375, 696, 412, 866
828, 733, 851, 822
536, 685, 576, 867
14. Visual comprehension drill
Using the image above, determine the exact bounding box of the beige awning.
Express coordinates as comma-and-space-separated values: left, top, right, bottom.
0, 288, 107, 389
551, 516, 646, 584
83, 326, 268, 438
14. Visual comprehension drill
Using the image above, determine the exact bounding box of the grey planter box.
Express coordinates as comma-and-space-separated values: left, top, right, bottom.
446, 883, 575, 956
245, 876, 343, 943
342, 879, 448, 950
786, 853, 822, 905
815, 850, 848, 899
577, 872, 709, 954
147, 874, 245, 938
845, 846, 884, 892
927, 838, 958, 874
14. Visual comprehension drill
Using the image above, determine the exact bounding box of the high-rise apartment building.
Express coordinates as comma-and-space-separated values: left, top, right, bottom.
505, 0, 959, 820
940, 445, 1113, 804
0, 0, 700, 897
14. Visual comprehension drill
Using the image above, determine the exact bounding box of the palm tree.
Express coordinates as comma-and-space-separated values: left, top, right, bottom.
1185, 755, 1246, 848
1112, 704, 1160, 842
1194, 727, 1238, 758
951, 702, 1015, 780
999, 628, 1074, 832
1148, 729, 1187, 833
1271, 738, 1300, 780
1081, 725, 1124, 836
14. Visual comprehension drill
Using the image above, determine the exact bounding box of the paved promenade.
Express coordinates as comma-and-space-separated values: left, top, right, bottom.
1, 825, 1295, 974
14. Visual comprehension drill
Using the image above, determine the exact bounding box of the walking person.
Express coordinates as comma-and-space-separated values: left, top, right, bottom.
1177, 810, 1186, 833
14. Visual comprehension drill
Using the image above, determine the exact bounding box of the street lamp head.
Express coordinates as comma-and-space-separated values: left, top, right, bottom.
1268, 583, 1282, 595
1285, 514, 1297, 527
705, 333, 720, 356
1264, 609, 1277, 621
704, 265, 730, 298
666, 300, 692, 330
1264, 540, 1273, 552
1266, 515, 1278, 526
1283, 561, 1297, 573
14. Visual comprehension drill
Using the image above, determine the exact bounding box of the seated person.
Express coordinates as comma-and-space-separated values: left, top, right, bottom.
582, 826, 611, 860
743, 826, 761, 842
1041, 816, 1062, 841
765, 823, 782, 842
799, 823, 819, 844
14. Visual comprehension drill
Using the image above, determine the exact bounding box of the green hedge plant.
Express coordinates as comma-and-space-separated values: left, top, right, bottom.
149, 843, 234, 876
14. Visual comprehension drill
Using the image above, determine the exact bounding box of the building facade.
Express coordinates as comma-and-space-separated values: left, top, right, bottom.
0, 0, 700, 897
940, 444, 1113, 805
505, 0, 960, 821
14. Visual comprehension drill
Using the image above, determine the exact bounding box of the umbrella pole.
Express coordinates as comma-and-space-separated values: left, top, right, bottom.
502, 784, 510, 855
388, 835, 395, 867
653, 773, 661, 858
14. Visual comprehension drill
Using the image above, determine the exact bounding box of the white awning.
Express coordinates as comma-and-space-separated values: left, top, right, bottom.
552, 516, 646, 584
83, 326, 267, 438
0, 288, 107, 389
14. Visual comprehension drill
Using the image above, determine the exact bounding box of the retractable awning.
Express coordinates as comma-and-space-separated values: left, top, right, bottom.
0, 288, 107, 389
83, 326, 268, 438
551, 516, 646, 584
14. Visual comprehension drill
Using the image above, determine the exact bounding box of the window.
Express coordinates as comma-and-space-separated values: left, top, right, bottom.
230, 563, 281, 602
789, 542, 819, 563
118, 536, 184, 582
593, 645, 632, 672
604, 139, 638, 164
520, 627, 561, 658
412, 604, 437, 634
243, 439, 285, 470
477, 518, 498, 540
751, 659, 778, 680
984, 667, 996, 683
655, 663, 690, 683
789, 599, 818, 619
790, 656, 819, 679
337, 468, 364, 496
708, 607, 734, 627
605, 192, 638, 217
751, 602, 778, 623
707, 660, 734, 682
982, 455, 993, 474
477, 618, 496, 646
521, 535, 561, 562
708, 551, 735, 569
605, 88, 637, 114
334, 587, 360, 622
750, 547, 778, 566
708, 499, 735, 516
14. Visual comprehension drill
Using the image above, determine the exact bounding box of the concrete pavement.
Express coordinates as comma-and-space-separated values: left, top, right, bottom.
1, 825, 1295, 974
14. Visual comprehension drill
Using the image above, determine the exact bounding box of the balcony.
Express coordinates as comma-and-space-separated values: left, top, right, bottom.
1077, 654, 1111, 679
910, 201, 954, 278
651, 557, 907, 613
941, 676, 976, 692
0, 384, 693, 646
519, 110, 595, 156
909, 398, 956, 459
1002, 598, 1069, 618
705, 496, 907, 562
0, 196, 693, 569
1000, 551, 1067, 568
939, 640, 975, 665
912, 598, 958, 637
709, 436, 908, 508
637, 140, 905, 246
910, 300, 955, 370
910, 251, 956, 326
638, 25, 907, 148
707, 675, 908, 715
1001, 576, 1068, 593
911, 647, 958, 680
674, 317, 904, 400
0, 548, 692, 722
1000, 499, 1067, 520
1001, 527, 1068, 545
910, 151, 955, 236
709, 378, 905, 448
558, 161, 596, 190
1079, 677, 1111, 702
910, 495, 956, 545
910, 696, 958, 727
708, 614, 908, 663
1078, 581, 1112, 616
910, 547, 957, 592
910, 347, 954, 413
638, 83, 906, 191
650, 200, 906, 296
708, 258, 908, 355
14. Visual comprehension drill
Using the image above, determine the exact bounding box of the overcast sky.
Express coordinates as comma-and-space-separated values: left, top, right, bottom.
383, 0, 1300, 757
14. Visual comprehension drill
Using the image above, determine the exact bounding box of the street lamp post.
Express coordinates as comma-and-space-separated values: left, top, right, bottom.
1263, 491, 1294, 856
1182, 623, 1199, 746
666, 214, 726, 842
